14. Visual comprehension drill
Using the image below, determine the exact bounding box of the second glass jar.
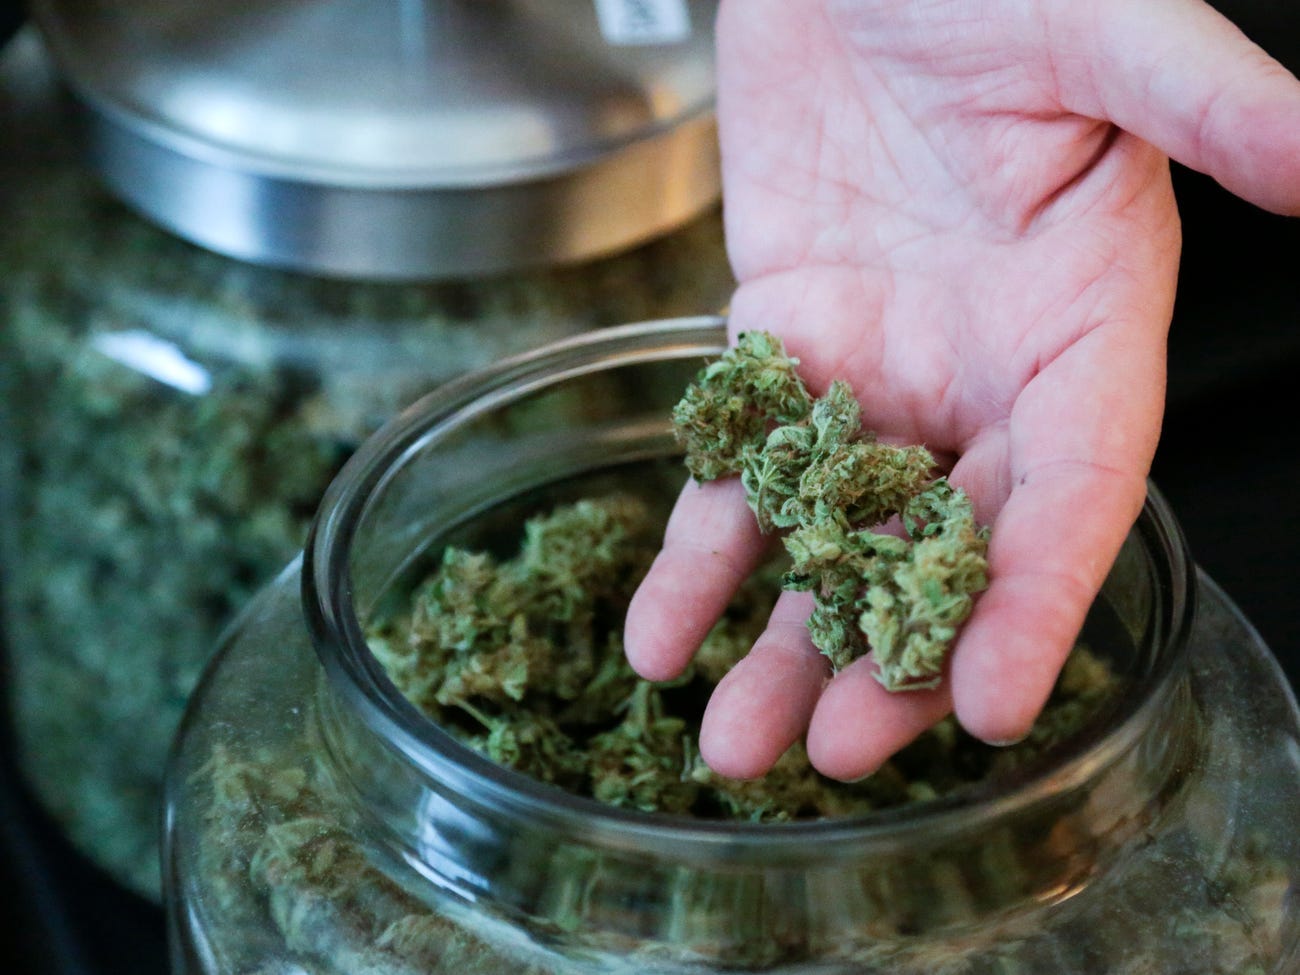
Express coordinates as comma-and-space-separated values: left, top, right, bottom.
0, 128, 732, 897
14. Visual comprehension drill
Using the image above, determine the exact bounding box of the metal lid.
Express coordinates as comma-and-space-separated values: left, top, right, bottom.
30, 0, 721, 279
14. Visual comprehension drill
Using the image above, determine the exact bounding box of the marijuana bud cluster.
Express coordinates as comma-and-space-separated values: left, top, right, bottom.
371, 495, 858, 819
673, 331, 989, 689
368, 493, 1115, 821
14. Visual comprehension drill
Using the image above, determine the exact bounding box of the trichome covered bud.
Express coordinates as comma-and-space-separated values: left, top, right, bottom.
675, 331, 989, 690
673, 330, 813, 481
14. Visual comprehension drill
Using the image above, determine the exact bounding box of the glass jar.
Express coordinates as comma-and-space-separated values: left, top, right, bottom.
164, 317, 1300, 974
0, 44, 733, 899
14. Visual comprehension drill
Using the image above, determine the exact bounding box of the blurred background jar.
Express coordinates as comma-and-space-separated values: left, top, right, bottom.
164, 319, 1300, 975
0, 0, 731, 903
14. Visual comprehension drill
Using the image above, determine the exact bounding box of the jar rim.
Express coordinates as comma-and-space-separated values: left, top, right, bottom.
302, 315, 1197, 860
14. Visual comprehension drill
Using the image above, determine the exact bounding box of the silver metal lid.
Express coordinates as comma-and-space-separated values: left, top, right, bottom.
30, 0, 721, 279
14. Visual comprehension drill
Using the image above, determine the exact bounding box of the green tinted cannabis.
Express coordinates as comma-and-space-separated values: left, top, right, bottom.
674, 331, 988, 690
0, 148, 730, 897
197, 745, 549, 975
672, 329, 811, 482
194, 733, 1294, 975
368, 495, 1114, 821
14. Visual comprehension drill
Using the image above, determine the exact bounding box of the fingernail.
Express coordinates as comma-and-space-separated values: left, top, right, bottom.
985, 733, 1029, 747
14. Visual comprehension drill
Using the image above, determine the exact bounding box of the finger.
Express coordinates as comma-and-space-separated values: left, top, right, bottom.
1051, 0, 1300, 214
624, 478, 768, 682
698, 591, 830, 779
806, 658, 953, 782
951, 469, 1146, 743
950, 316, 1162, 743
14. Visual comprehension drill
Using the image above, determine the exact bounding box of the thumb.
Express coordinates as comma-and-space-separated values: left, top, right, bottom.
1051, 0, 1300, 215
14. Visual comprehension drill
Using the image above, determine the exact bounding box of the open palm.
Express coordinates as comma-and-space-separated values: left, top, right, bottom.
626, 0, 1300, 780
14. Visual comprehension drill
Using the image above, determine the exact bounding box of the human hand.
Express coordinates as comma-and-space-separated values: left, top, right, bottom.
625, 0, 1300, 780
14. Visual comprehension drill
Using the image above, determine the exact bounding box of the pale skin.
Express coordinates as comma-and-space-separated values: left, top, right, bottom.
624, 0, 1300, 781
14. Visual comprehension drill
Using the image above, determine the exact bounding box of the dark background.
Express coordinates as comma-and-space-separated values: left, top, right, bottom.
2, 2, 1299, 972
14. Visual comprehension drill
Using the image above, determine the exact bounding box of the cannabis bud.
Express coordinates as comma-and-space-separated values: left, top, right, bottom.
674, 331, 989, 690
366, 492, 1112, 819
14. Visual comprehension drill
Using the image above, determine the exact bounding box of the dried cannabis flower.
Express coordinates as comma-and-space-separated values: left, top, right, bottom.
672, 329, 812, 481
674, 331, 989, 690
370, 495, 702, 810
367, 493, 1116, 821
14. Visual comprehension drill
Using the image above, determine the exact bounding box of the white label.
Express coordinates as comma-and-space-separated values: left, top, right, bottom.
594, 0, 692, 45
92, 331, 212, 396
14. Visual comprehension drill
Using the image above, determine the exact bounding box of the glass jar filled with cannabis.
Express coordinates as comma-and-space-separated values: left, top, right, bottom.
0, 42, 733, 899
164, 317, 1300, 974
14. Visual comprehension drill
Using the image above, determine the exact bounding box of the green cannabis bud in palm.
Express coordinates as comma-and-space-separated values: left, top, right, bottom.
672, 329, 813, 481
674, 331, 989, 690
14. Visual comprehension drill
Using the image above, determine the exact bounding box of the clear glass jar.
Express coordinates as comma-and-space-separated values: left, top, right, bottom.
164, 317, 1300, 974
0, 72, 733, 898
